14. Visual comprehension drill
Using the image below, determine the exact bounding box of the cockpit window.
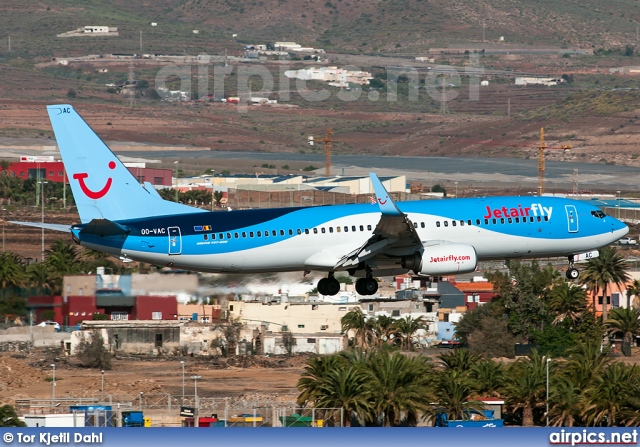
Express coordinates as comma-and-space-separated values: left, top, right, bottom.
591, 210, 606, 219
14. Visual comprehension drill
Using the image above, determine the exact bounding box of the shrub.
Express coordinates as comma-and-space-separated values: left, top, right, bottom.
75, 330, 111, 369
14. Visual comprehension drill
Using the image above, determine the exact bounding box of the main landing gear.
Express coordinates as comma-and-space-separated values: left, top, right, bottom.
316, 270, 379, 296
566, 256, 580, 280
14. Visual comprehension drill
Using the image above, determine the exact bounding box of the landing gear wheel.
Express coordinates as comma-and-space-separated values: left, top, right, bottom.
566, 268, 579, 280
325, 278, 341, 296
356, 277, 378, 295
317, 278, 329, 295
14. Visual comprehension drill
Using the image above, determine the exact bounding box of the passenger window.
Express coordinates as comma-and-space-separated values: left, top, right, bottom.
452, 221, 457, 227
484, 219, 489, 225
226, 233, 231, 239
460, 220, 464, 226
436, 222, 441, 227
336, 227, 341, 233
492, 219, 497, 224
264, 230, 269, 237
211, 233, 216, 240
321, 228, 326, 234
352, 226, 357, 232
305, 229, 310, 234
344, 226, 349, 232
272, 230, 277, 236
257, 231, 262, 237
367, 225, 372, 231
250, 232, 254, 237
359, 225, 364, 231
289, 229, 293, 235
204, 234, 208, 240
515, 218, 520, 223
508, 218, 512, 224
468, 220, 472, 225
234, 232, 239, 238
313, 228, 318, 234
544, 216, 549, 222
530, 217, 534, 222
329, 227, 334, 233
421, 222, 425, 228
537, 216, 542, 222
297, 229, 302, 235
476, 219, 481, 225
242, 232, 246, 238
414, 222, 418, 228
500, 218, 505, 224
219, 233, 224, 240
444, 221, 449, 227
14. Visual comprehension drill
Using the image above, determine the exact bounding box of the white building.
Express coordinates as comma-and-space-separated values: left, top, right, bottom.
515, 77, 562, 86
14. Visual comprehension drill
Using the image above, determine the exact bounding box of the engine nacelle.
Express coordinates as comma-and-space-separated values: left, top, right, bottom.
401, 243, 478, 275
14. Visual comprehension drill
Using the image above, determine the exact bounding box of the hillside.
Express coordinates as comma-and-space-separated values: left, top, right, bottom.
1, 0, 639, 58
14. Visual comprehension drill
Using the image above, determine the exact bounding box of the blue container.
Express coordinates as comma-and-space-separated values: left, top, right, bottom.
70, 405, 113, 427
122, 411, 144, 427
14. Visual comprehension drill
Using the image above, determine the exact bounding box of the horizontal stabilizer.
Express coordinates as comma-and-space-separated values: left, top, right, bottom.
79, 219, 130, 237
9, 221, 71, 233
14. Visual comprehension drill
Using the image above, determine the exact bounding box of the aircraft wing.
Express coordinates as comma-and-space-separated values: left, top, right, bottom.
9, 221, 72, 233
335, 173, 422, 268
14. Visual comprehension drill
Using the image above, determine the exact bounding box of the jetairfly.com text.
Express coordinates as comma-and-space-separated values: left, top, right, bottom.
3, 432, 103, 445
430, 255, 472, 263
483, 203, 553, 220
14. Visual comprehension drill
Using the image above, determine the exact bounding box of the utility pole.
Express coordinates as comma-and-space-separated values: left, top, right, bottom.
39, 181, 48, 262
507, 98, 511, 117
321, 128, 333, 176
482, 20, 486, 43
8, 35, 10, 52
139, 30, 142, 53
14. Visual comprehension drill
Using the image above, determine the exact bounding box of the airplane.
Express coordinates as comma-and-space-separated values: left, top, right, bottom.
11, 104, 629, 296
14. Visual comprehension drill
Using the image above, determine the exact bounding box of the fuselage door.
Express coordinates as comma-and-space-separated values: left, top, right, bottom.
565, 205, 578, 233
168, 226, 182, 255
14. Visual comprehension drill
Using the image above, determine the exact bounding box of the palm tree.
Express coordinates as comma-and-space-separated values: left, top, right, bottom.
547, 281, 587, 326
547, 376, 583, 427
605, 307, 640, 357
297, 354, 347, 407
367, 315, 396, 347
27, 262, 54, 293
314, 366, 373, 427
503, 350, 548, 426
45, 239, 87, 294
564, 339, 612, 390
625, 279, 640, 309
470, 359, 505, 398
0, 404, 26, 427
438, 348, 481, 373
580, 246, 630, 322
366, 350, 433, 426
0, 251, 27, 289
341, 308, 368, 348
433, 369, 486, 422
393, 315, 428, 350
582, 362, 640, 426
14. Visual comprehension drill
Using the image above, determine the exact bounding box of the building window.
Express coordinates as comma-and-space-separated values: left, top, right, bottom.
368, 304, 374, 311
154, 177, 163, 184
391, 310, 400, 317
339, 306, 347, 311
229, 305, 234, 311
320, 325, 328, 330
152, 311, 162, 320
307, 338, 317, 343
298, 324, 305, 328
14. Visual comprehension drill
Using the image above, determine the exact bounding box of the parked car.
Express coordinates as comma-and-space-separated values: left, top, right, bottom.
38, 321, 61, 332
619, 237, 638, 245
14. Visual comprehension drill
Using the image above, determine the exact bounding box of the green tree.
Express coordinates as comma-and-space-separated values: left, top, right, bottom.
469, 359, 505, 398
580, 246, 630, 322
433, 369, 485, 422
366, 350, 432, 426
213, 191, 224, 208
314, 366, 373, 427
27, 262, 54, 293
0, 404, 26, 427
431, 184, 446, 196
548, 376, 583, 427
582, 362, 640, 426
547, 281, 587, 326
393, 315, 428, 350
0, 251, 27, 289
605, 307, 640, 357
564, 339, 611, 390
438, 348, 480, 373
297, 355, 347, 407
341, 308, 368, 348
45, 240, 86, 293
503, 350, 548, 426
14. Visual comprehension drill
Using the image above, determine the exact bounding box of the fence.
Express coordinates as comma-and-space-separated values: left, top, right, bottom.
16, 395, 343, 427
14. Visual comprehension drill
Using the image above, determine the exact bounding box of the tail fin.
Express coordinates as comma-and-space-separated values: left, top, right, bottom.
47, 104, 205, 223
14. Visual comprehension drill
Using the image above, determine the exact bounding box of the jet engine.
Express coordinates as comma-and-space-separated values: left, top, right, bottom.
401, 243, 478, 275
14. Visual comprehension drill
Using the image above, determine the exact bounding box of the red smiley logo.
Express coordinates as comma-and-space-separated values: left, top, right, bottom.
73, 161, 116, 199
378, 197, 388, 205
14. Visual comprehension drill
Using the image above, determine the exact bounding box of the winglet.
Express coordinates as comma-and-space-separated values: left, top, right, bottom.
369, 173, 402, 216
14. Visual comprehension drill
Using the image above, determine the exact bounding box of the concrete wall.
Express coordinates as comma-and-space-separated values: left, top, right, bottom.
64, 275, 98, 297
0, 326, 71, 349
263, 334, 344, 355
